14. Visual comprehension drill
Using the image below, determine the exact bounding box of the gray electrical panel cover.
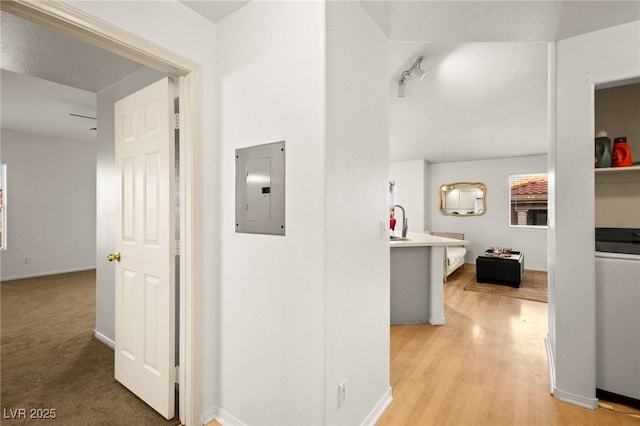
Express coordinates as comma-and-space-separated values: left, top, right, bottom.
235, 141, 285, 235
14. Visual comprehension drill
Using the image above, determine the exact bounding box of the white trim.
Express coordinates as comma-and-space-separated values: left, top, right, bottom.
546, 335, 599, 410
94, 330, 115, 350
0, 2, 203, 425
552, 387, 599, 410
545, 334, 555, 394
428, 316, 446, 325
1, 266, 96, 282
361, 387, 393, 426
203, 406, 247, 426
0, 1, 195, 75
200, 406, 218, 426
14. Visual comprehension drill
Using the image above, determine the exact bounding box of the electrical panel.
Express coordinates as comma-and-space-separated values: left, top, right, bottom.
235, 141, 285, 235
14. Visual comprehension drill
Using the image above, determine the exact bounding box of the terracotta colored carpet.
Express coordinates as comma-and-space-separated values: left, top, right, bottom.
1, 270, 180, 425
461, 264, 548, 303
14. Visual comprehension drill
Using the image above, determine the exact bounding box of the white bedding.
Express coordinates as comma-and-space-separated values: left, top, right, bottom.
428, 232, 467, 280
447, 246, 467, 267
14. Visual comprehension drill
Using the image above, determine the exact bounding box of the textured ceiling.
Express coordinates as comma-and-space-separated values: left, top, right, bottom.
181, 0, 639, 163
360, 1, 640, 42
0, 11, 144, 93
0, 11, 147, 144
1, 69, 98, 143
181, 0, 640, 43
388, 42, 549, 163
2, 2, 639, 162
180, 0, 251, 23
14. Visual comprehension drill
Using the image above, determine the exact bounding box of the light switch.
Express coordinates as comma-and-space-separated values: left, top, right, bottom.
236, 141, 285, 235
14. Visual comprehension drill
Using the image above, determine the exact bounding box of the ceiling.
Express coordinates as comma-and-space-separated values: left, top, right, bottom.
389, 42, 549, 163
1, 69, 98, 143
180, 0, 639, 163
2, 2, 639, 161
181, 1, 640, 42
0, 11, 145, 143
359, 1, 640, 42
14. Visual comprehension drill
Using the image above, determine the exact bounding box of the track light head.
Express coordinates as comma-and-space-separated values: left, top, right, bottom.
397, 80, 407, 97
397, 56, 426, 97
410, 66, 426, 80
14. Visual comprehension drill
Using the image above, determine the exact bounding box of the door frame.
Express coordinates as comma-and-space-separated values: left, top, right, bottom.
0, 1, 204, 424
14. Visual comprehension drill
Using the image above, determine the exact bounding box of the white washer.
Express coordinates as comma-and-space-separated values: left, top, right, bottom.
596, 251, 640, 400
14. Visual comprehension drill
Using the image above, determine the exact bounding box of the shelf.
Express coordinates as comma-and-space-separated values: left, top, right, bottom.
595, 164, 640, 173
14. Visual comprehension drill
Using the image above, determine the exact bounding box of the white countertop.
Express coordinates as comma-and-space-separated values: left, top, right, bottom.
389, 232, 470, 248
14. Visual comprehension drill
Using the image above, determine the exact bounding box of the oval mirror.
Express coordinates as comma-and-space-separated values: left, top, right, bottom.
439, 182, 486, 216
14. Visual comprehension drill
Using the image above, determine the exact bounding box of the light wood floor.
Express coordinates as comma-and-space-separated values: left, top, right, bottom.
208, 264, 640, 425
377, 264, 640, 426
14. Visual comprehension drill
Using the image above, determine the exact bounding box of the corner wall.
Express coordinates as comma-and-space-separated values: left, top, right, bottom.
216, 2, 391, 424
552, 20, 640, 407
215, 2, 327, 424
326, 2, 391, 424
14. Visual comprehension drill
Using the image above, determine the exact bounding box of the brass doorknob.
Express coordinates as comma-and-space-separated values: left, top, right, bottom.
107, 252, 121, 262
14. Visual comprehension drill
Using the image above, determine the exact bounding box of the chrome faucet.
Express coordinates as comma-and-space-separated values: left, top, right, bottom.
393, 204, 408, 238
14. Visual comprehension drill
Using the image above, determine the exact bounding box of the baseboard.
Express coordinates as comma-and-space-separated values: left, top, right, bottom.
552, 387, 599, 409
202, 406, 246, 426
203, 388, 393, 426
93, 330, 115, 350
428, 316, 445, 325
544, 334, 555, 394
1, 266, 96, 282
361, 386, 393, 426
545, 335, 598, 409
200, 406, 218, 426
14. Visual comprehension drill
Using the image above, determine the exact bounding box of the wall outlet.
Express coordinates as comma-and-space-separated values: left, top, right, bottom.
24, 256, 30, 264
338, 379, 347, 409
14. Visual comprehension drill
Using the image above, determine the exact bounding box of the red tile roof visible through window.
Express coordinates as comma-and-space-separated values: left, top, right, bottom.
511, 177, 548, 195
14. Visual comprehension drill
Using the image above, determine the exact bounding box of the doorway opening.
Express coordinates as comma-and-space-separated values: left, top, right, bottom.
0, 2, 204, 424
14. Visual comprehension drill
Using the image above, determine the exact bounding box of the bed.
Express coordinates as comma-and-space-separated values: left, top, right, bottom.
429, 232, 467, 280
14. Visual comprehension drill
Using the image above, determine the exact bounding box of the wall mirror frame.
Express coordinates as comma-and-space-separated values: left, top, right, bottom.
439, 182, 486, 216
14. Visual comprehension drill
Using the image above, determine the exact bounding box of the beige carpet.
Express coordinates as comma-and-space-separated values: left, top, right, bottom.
461, 264, 548, 303
1, 270, 180, 426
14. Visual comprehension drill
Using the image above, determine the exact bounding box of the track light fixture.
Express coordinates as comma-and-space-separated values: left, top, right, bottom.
397, 56, 425, 97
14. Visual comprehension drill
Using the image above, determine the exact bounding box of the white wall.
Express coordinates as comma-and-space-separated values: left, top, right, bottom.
216, 2, 391, 424
552, 20, 640, 408
216, 2, 327, 424
389, 160, 428, 232
326, 2, 391, 424
94, 66, 167, 344
428, 155, 548, 270
66, 0, 218, 416
0, 129, 96, 279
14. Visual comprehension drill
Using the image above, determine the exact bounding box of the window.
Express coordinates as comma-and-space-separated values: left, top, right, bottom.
509, 172, 548, 227
0, 163, 5, 249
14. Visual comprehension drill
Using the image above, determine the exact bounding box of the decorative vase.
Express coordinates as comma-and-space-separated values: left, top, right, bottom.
595, 132, 612, 168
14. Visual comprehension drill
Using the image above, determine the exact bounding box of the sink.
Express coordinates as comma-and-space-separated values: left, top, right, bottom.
390, 235, 409, 241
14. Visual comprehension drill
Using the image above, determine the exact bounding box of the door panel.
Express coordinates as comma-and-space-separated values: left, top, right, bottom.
114, 77, 175, 419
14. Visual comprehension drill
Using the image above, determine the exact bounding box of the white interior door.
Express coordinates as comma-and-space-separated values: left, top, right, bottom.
113, 77, 176, 419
